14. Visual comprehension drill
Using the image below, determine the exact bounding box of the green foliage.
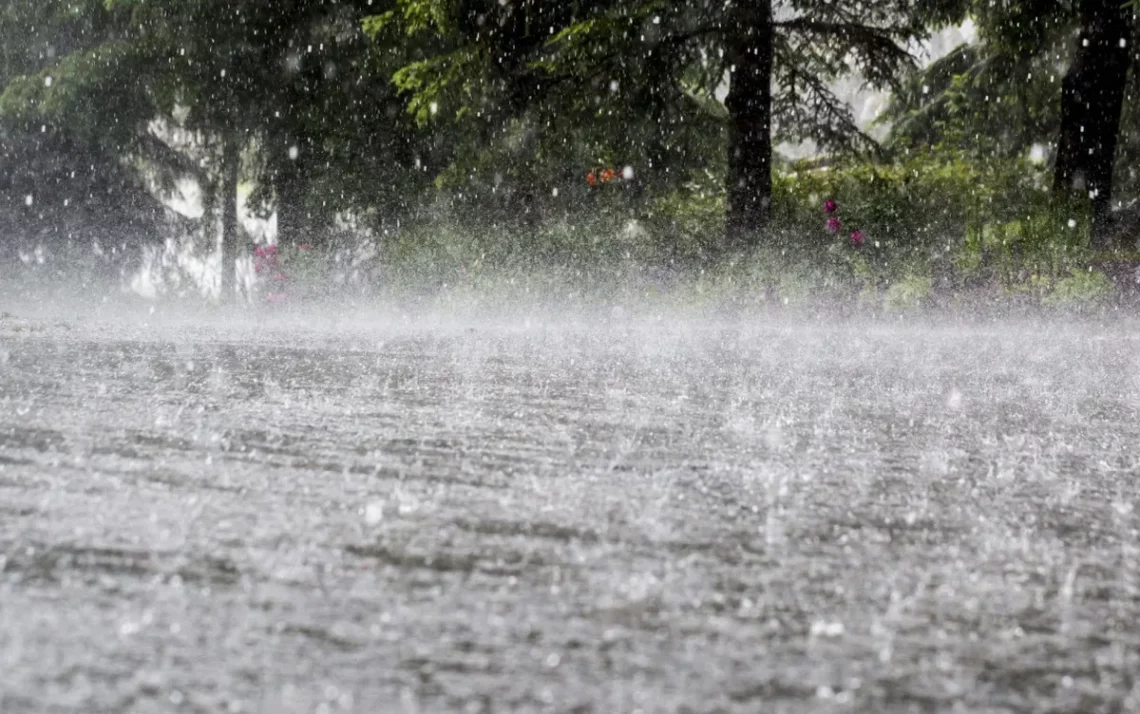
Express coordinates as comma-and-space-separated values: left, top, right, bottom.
644, 185, 725, 264
392, 46, 488, 125
1042, 269, 1115, 306
1, 0, 1137, 310
884, 0, 1140, 208
883, 273, 933, 311
360, 143, 1111, 310
884, 43, 1062, 161
367, 0, 928, 239
0, 1, 176, 270
772, 150, 1091, 286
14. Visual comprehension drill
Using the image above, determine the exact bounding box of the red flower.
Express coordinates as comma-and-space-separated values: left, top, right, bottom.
826, 217, 841, 233
824, 198, 838, 215
849, 230, 865, 247
600, 168, 616, 183
586, 171, 598, 187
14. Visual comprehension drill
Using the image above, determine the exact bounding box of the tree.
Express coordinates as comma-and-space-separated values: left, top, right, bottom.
1053, 0, 1132, 244
368, 0, 924, 247
0, 1, 177, 278
725, 0, 774, 247
886, 0, 1138, 247
2, 0, 431, 298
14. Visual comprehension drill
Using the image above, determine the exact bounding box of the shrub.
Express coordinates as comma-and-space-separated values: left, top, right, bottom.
1043, 268, 1115, 306
772, 149, 1095, 296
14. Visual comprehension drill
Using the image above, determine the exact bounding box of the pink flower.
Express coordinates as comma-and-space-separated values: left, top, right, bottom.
824, 198, 838, 215
849, 229, 865, 247
826, 217, 841, 233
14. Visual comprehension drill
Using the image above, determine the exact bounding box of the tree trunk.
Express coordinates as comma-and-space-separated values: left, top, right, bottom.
1053, 0, 1131, 248
724, 0, 774, 248
272, 139, 309, 249
219, 134, 240, 302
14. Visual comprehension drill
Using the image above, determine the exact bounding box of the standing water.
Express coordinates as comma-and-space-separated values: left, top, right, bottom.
1, 311, 1139, 712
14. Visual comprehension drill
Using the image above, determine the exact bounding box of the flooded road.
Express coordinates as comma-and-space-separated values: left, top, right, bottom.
2, 313, 1139, 713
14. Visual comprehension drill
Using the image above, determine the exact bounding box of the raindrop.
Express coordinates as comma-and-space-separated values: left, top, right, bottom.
288, 146, 299, 160
44, 76, 52, 87
24, 195, 33, 207
622, 165, 634, 180
363, 501, 384, 525
946, 389, 963, 410
810, 621, 845, 638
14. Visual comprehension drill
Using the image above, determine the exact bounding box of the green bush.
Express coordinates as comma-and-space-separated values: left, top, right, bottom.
772, 149, 1096, 297
1043, 268, 1115, 306
883, 273, 934, 312
328, 147, 1119, 311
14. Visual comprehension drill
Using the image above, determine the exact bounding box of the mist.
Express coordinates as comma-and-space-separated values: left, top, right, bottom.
4, 305, 1140, 712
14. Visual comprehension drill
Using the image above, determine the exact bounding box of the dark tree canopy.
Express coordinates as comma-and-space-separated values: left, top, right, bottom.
368, 0, 925, 244
887, 0, 1140, 246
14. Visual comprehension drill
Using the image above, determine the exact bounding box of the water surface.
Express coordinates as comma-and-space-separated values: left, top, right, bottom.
2, 314, 1138, 713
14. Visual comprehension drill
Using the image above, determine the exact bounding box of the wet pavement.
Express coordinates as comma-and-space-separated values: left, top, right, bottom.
2, 313, 1139, 713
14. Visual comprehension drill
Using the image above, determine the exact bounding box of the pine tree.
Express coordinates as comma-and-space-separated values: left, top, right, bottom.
3, 0, 427, 297
369, 0, 925, 246
887, 0, 1138, 247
